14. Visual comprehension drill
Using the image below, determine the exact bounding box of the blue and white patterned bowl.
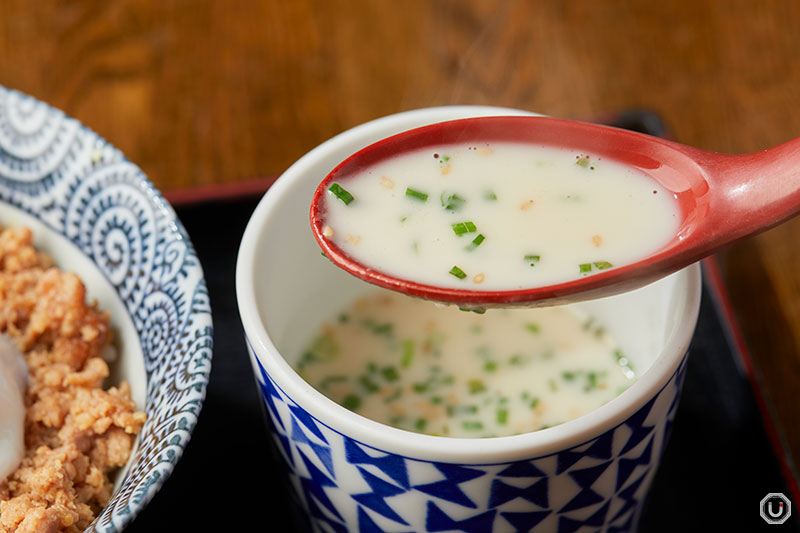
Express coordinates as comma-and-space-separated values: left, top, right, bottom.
236, 106, 701, 532
0, 86, 212, 532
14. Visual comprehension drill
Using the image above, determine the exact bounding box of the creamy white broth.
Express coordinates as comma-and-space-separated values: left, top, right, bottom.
294, 290, 635, 438
321, 143, 680, 291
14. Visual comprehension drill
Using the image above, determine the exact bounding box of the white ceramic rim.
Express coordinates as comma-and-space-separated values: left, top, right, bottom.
236, 105, 702, 464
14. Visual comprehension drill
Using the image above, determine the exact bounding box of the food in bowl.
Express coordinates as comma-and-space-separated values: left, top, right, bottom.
317, 142, 680, 291
0, 225, 145, 532
294, 289, 635, 438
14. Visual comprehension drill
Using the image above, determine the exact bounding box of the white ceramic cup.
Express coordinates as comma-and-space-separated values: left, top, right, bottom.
236, 106, 701, 532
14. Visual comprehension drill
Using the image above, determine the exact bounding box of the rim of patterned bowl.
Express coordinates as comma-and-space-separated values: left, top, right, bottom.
0, 85, 213, 532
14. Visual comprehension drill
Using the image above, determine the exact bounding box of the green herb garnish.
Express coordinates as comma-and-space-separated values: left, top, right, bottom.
413, 382, 429, 394
465, 233, 486, 251
585, 371, 602, 391
579, 263, 592, 273
343, 394, 361, 410
381, 366, 399, 382
449, 265, 467, 279
401, 339, 414, 368
329, 183, 354, 205
468, 379, 487, 394
525, 323, 540, 334
485, 191, 497, 201
415, 418, 428, 431
361, 319, 394, 338
441, 192, 466, 211
525, 254, 541, 266
462, 421, 484, 431
451, 221, 477, 236
358, 375, 379, 393
405, 187, 429, 202
594, 261, 613, 270
496, 408, 509, 425
318, 375, 347, 390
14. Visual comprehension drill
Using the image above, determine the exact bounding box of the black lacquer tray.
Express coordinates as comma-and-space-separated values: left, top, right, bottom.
126, 112, 799, 532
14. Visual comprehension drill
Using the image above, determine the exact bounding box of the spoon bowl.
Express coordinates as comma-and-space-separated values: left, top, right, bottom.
311, 115, 800, 307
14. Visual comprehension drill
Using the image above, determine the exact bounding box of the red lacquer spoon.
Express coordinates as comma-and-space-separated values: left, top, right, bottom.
310, 116, 800, 307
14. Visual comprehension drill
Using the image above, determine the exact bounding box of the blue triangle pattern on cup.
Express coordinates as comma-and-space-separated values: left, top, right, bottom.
489, 477, 548, 508
248, 340, 690, 531
351, 467, 409, 525
425, 501, 497, 532
500, 509, 552, 532
345, 436, 411, 489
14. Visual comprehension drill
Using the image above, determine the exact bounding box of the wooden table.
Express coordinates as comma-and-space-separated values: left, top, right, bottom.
2, 0, 799, 495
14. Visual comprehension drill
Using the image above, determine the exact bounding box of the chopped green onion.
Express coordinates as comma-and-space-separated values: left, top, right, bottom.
466, 234, 485, 251
415, 418, 428, 431
441, 192, 466, 211
449, 265, 467, 279
405, 187, 428, 201
318, 375, 347, 390
585, 371, 600, 391
525, 323, 540, 334
562, 371, 577, 381
525, 254, 541, 266
529, 397, 540, 409
343, 394, 361, 410
362, 319, 394, 338
468, 379, 486, 394
485, 191, 497, 201
430, 395, 444, 405
451, 221, 477, 236
594, 261, 613, 270
358, 375, 379, 393
401, 339, 414, 368
462, 421, 484, 431
509, 354, 525, 366
483, 361, 498, 373
579, 263, 592, 273
496, 408, 509, 425
381, 366, 399, 382
329, 183, 354, 205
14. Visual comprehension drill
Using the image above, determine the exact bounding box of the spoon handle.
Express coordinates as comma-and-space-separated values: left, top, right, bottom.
689, 137, 800, 251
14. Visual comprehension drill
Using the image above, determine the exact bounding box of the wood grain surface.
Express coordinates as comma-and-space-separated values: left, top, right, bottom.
2, 0, 799, 484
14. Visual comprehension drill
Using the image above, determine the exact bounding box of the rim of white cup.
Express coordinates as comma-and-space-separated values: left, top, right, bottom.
236, 105, 702, 464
